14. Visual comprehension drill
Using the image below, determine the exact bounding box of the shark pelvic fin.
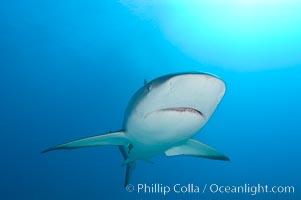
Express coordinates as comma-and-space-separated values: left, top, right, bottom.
142, 159, 154, 164
165, 139, 230, 161
42, 131, 128, 153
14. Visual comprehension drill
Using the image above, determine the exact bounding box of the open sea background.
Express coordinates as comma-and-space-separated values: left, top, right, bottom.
0, 1, 300, 199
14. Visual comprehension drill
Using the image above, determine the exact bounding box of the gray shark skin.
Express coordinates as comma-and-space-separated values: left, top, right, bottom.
43, 72, 229, 186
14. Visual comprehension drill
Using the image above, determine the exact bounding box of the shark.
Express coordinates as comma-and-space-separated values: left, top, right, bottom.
43, 72, 229, 186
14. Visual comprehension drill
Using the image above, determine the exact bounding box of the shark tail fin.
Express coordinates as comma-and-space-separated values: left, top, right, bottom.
119, 145, 135, 187
124, 161, 135, 187
42, 131, 128, 153
165, 139, 230, 161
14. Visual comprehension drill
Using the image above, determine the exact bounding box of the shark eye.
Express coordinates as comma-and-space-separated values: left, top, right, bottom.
147, 84, 152, 92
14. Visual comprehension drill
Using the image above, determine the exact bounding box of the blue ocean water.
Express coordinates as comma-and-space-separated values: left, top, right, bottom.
0, 1, 300, 200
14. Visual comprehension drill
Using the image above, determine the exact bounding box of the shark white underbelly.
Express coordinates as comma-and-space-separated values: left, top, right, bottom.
125, 107, 205, 160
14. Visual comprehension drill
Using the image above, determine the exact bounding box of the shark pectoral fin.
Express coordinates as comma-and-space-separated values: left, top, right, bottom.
165, 139, 230, 161
42, 131, 129, 153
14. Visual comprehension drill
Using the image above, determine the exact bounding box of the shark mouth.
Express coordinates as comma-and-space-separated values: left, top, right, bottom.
158, 107, 204, 118
144, 107, 205, 120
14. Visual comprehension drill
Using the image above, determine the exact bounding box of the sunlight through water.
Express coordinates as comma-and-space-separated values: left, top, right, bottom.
121, 0, 301, 70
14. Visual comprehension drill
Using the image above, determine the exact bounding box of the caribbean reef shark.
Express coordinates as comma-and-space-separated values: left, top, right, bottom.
43, 72, 229, 186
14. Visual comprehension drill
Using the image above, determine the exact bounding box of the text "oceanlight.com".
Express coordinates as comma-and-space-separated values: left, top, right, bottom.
125, 183, 295, 196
